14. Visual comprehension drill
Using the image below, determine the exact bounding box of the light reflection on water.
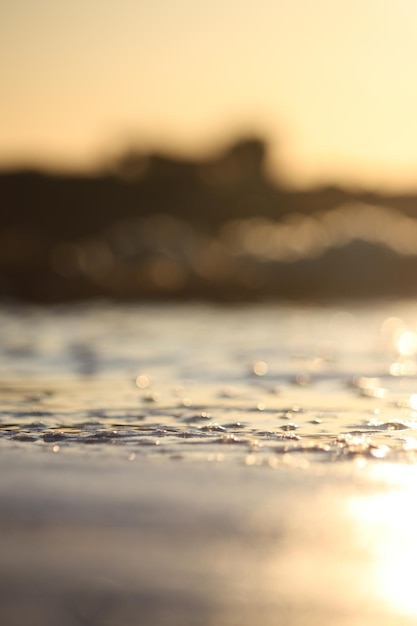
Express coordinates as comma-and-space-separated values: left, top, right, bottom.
348, 465, 417, 619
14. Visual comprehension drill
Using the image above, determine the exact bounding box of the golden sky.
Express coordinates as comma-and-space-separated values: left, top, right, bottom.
2, 0, 417, 189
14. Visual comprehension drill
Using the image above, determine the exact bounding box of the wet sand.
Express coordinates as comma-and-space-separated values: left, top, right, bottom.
2, 447, 417, 626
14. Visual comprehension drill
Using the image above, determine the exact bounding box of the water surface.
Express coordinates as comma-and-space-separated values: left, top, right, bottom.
2, 301, 417, 464
2, 301, 417, 625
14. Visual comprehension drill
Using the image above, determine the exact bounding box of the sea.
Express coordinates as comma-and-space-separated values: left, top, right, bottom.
2, 299, 417, 625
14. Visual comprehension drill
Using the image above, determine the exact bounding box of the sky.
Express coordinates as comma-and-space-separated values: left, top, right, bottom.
2, 0, 417, 189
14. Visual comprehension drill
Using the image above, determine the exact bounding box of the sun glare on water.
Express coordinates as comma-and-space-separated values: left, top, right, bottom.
349, 468, 417, 618
396, 331, 417, 357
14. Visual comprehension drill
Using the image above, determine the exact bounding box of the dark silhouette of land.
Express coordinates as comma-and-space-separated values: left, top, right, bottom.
2, 134, 417, 302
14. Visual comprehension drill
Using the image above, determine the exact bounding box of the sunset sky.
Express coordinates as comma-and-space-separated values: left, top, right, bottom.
2, 0, 417, 189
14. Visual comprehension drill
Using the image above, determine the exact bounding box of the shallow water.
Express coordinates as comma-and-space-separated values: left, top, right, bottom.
3, 301, 417, 625
2, 300, 417, 464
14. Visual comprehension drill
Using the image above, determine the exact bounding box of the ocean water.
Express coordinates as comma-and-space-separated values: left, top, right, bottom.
2, 300, 417, 625
2, 300, 417, 463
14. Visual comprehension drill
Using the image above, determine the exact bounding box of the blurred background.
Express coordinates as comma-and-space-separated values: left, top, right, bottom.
2, 0, 417, 302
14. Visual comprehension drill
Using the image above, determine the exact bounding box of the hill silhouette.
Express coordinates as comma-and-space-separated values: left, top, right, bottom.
2, 134, 417, 302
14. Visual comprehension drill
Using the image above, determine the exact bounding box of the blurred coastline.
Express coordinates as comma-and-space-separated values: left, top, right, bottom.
2, 134, 417, 304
